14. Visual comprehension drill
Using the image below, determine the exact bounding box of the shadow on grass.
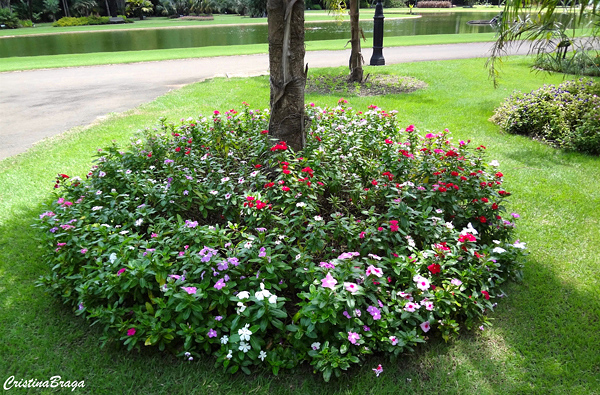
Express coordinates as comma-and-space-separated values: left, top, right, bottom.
1, 204, 598, 394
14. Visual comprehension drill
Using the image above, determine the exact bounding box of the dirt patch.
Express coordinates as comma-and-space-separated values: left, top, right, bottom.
306, 74, 428, 96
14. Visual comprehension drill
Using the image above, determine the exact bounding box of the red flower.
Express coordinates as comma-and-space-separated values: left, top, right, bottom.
459, 233, 477, 243
371, 180, 378, 186
438, 187, 447, 192
147, 153, 152, 158
261, 130, 269, 134
427, 263, 441, 275
270, 141, 288, 151
315, 135, 322, 141
58, 174, 69, 179
382, 171, 393, 181
492, 203, 499, 210
389, 220, 399, 232
264, 182, 275, 188
479, 216, 487, 223
175, 147, 181, 152
481, 290, 490, 300
451, 171, 459, 177
481, 197, 489, 203
282, 186, 290, 192
495, 172, 503, 178
283, 169, 291, 175
246, 196, 255, 202
406, 125, 415, 132
301, 167, 314, 177
255, 164, 262, 169
256, 200, 267, 209
385, 138, 393, 144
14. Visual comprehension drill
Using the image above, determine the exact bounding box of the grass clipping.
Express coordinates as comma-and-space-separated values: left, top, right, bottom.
306, 74, 428, 96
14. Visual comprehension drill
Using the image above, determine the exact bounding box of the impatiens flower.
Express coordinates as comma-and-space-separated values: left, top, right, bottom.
414, 275, 430, 291
513, 241, 527, 249
420, 321, 431, 332
427, 263, 441, 275
117, 268, 126, 276
343, 311, 351, 319
389, 336, 398, 345
363, 325, 370, 332
366, 265, 384, 278
258, 350, 267, 361
208, 328, 217, 338
239, 341, 251, 353
493, 247, 506, 254
479, 325, 485, 331
135, 218, 143, 226
366, 306, 381, 320
348, 331, 360, 345
373, 364, 383, 377
182, 286, 197, 295
481, 290, 490, 300
451, 278, 462, 286
423, 301, 434, 311
321, 272, 338, 289
238, 324, 252, 341
258, 247, 267, 258
404, 302, 419, 312
237, 291, 250, 300
215, 316, 223, 321
268, 294, 277, 304
311, 342, 321, 350
226, 350, 233, 360
344, 282, 359, 294
389, 220, 399, 232
220, 335, 229, 344
80, 248, 88, 254
127, 328, 136, 336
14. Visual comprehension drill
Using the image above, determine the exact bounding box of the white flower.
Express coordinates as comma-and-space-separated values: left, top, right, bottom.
135, 218, 143, 226
493, 247, 506, 254
236, 302, 247, 314
490, 160, 500, 167
460, 222, 478, 235
96, 190, 102, 195
296, 202, 306, 208
244, 241, 253, 249
92, 206, 103, 211
119, 230, 129, 235
493, 240, 501, 245
258, 350, 267, 361
444, 222, 454, 230
513, 241, 527, 249
268, 294, 278, 304
238, 177, 245, 184
314, 215, 323, 221
109, 253, 117, 263
220, 335, 229, 344
210, 190, 218, 195
238, 324, 252, 341
311, 342, 321, 350
221, 177, 230, 183
225, 193, 232, 200
237, 291, 250, 300
238, 341, 251, 353
389, 336, 398, 346
250, 171, 259, 177
226, 350, 233, 359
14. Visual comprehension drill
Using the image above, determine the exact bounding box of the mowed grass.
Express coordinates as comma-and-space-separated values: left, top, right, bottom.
1, 57, 599, 394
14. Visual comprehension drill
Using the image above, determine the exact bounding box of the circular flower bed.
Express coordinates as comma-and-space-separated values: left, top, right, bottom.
37, 101, 525, 380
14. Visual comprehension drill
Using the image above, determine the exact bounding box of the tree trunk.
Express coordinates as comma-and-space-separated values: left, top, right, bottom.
348, 0, 363, 83
267, 0, 306, 152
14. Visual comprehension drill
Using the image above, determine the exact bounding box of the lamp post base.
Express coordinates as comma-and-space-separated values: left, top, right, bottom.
370, 47, 385, 66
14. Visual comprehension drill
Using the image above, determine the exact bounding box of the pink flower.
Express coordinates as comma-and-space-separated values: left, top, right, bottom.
127, 328, 136, 336
420, 321, 431, 332
321, 272, 337, 289
182, 286, 197, 295
389, 336, 398, 345
117, 268, 126, 276
414, 275, 430, 291
406, 125, 415, 132
366, 306, 381, 320
151, 233, 158, 238
208, 328, 217, 338
366, 265, 383, 278
373, 364, 383, 377
404, 302, 419, 312
80, 248, 88, 254
344, 282, 359, 293
359, 231, 366, 239
389, 220, 399, 232
423, 301, 434, 311
481, 290, 490, 300
348, 331, 360, 344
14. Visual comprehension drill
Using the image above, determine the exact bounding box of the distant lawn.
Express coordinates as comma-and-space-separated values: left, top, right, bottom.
1, 56, 599, 394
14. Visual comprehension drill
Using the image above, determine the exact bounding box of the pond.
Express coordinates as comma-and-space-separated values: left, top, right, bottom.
0, 12, 502, 58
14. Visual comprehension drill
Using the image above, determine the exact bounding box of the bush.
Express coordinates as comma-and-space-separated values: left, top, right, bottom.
384, 0, 407, 8
416, 1, 452, 7
0, 8, 21, 28
37, 103, 525, 380
534, 51, 600, 77
490, 79, 600, 155
19, 19, 33, 27
52, 16, 115, 26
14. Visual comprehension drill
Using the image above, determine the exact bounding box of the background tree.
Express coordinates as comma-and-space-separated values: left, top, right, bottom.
43, 0, 61, 20
125, 0, 152, 18
487, 0, 599, 86
72, 0, 97, 15
324, 0, 364, 82
267, 0, 306, 151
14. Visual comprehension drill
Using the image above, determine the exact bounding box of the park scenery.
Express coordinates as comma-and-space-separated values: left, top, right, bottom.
0, 0, 599, 393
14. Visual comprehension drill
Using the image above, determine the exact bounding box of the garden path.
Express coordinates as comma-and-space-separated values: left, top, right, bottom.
0, 42, 531, 161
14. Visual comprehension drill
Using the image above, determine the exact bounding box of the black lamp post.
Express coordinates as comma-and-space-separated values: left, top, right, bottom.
370, 0, 385, 66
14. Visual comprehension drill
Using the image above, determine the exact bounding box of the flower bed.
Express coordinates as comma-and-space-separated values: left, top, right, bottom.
37, 102, 525, 380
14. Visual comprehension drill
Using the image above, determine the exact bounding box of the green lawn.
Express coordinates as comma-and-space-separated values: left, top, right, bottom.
1, 56, 599, 394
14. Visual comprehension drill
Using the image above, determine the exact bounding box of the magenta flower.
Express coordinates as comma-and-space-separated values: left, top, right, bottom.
117, 268, 126, 276
372, 364, 383, 377
366, 265, 383, 278
127, 328, 136, 336
389, 220, 399, 232
80, 248, 88, 254
321, 272, 337, 289
343, 311, 351, 319
366, 306, 381, 320
420, 321, 431, 332
208, 328, 217, 338
182, 286, 197, 295
404, 302, 419, 312
348, 331, 360, 344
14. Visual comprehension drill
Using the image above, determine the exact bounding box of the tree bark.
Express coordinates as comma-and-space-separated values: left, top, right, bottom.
267, 0, 306, 152
348, 0, 363, 82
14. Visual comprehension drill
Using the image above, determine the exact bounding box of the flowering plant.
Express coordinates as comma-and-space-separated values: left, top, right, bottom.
36, 102, 525, 381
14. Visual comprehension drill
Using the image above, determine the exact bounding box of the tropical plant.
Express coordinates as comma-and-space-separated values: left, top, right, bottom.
0, 7, 21, 27
125, 0, 152, 19
72, 0, 97, 16
43, 0, 61, 20
487, 0, 600, 86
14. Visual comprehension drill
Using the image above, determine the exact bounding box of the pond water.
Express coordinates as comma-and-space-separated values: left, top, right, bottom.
0, 12, 502, 58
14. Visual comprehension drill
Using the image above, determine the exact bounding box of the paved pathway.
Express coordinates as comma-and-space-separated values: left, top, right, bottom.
0, 42, 530, 161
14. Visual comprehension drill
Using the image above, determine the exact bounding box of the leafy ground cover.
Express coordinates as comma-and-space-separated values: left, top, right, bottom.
1, 56, 599, 393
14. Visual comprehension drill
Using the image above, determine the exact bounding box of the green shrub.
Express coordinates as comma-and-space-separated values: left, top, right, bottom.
37, 103, 525, 381
0, 8, 21, 28
534, 51, 600, 77
490, 79, 600, 155
19, 19, 33, 27
52, 16, 112, 26
384, 0, 407, 8
416, 1, 452, 7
